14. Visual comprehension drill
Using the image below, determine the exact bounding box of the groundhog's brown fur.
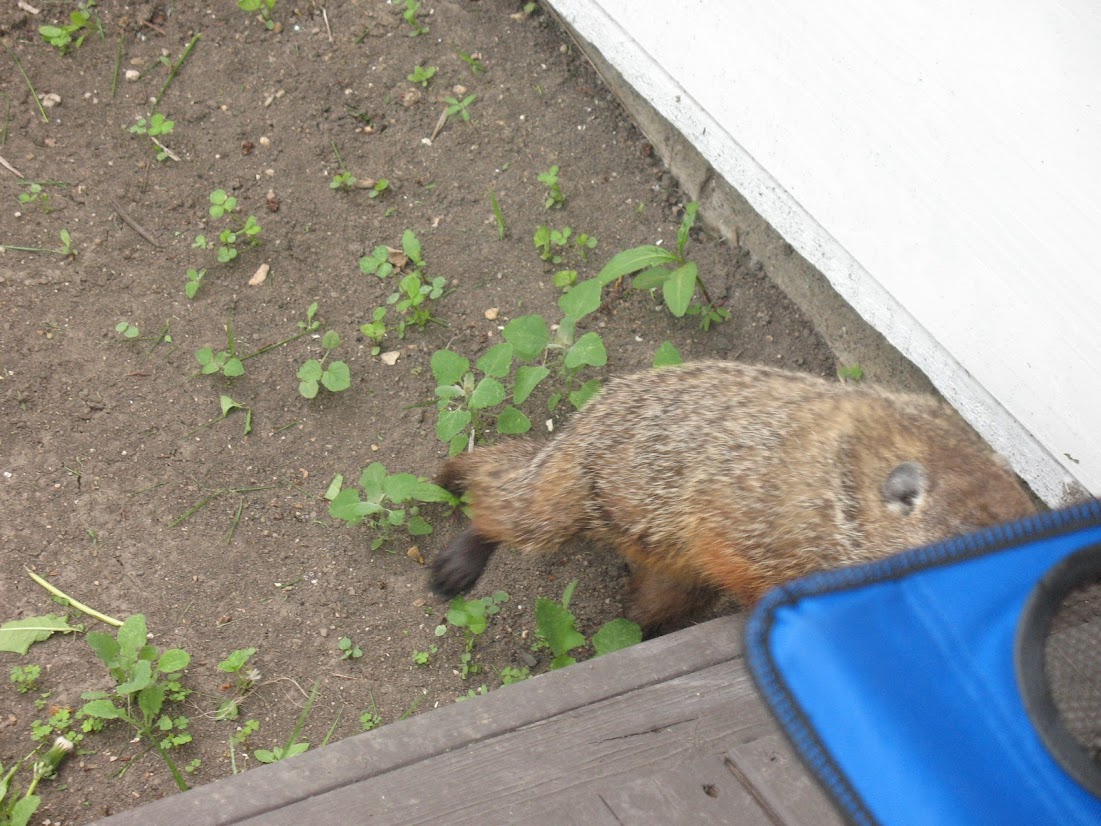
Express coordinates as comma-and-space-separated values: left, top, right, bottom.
430, 361, 1037, 633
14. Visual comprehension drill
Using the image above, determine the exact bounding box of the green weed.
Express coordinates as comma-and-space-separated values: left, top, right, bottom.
411, 644, 438, 665
214, 648, 259, 721
208, 189, 237, 218
359, 691, 382, 731
455, 49, 486, 75
498, 666, 530, 685
489, 191, 507, 240
195, 190, 262, 263
838, 364, 864, 382
79, 614, 194, 791
407, 65, 437, 87
128, 113, 176, 161
195, 321, 244, 378
228, 719, 259, 774
434, 592, 509, 678
184, 267, 206, 299
445, 94, 476, 123
338, 637, 363, 660
538, 165, 565, 209
359, 307, 389, 356
596, 201, 729, 329
9, 664, 41, 694
39, 2, 96, 54
237, 0, 277, 30
402, 0, 429, 36
534, 580, 642, 669
114, 321, 139, 339
255, 682, 322, 764
326, 462, 456, 551
17, 182, 59, 213
652, 340, 683, 368
297, 330, 350, 398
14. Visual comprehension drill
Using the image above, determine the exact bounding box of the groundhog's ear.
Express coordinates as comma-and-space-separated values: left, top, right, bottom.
882, 461, 927, 515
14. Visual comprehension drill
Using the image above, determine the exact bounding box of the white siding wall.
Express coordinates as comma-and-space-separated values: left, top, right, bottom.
548, 0, 1101, 504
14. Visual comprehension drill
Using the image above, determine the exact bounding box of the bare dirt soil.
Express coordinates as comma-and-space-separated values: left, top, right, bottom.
0, 2, 836, 822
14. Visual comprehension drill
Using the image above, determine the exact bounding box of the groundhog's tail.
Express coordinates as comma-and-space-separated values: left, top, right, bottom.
436, 453, 475, 497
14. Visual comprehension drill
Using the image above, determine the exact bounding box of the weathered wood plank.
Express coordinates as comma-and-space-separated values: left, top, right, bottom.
97, 615, 746, 825
235, 659, 774, 824
726, 733, 846, 826
594, 752, 775, 825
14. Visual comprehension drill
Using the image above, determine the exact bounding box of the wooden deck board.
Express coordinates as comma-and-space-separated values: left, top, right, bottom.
592, 752, 776, 825
97, 615, 840, 825
727, 733, 846, 826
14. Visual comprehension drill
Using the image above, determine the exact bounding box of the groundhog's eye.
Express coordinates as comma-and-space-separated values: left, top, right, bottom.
883, 461, 928, 515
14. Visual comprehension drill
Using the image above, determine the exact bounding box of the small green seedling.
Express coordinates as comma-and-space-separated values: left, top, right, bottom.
838, 364, 864, 382
338, 637, 363, 660
208, 189, 237, 218
195, 319, 244, 378
237, 0, 277, 30
215, 647, 259, 721
434, 592, 509, 678
216, 216, 262, 263
534, 580, 642, 669
533, 225, 571, 264
129, 113, 176, 161
328, 139, 357, 190
254, 683, 320, 764
326, 462, 456, 551
115, 321, 140, 339
499, 666, 530, 685
39, 2, 95, 54
489, 191, 507, 239
596, 201, 729, 329
360, 307, 389, 355
17, 183, 55, 213
387, 273, 447, 337
359, 691, 383, 731
297, 330, 350, 398
652, 340, 683, 368
407, 65, 437, 87
228, 719, 259, 775
184, 268, 206, 299
455, 685, 489, 702
553, 269, 578, 290
411, 644, 438, 665
330, 170, 356, 190
538, 165, 565, 209
360, 228, 420, 278
455, 49, 486, 75
431, 341, 543, 456
9, 664, 41, 693
574, 231, 598, 260
402, 0, 429, 36
445, 94, 476, 123
79, 614, 194, 791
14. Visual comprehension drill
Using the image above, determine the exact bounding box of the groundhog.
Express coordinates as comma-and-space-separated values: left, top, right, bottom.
430, 360, 1037, 633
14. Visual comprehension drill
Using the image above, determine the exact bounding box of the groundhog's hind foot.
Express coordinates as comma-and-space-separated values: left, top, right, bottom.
429, 529, 499, 598
627, 565, 720, 638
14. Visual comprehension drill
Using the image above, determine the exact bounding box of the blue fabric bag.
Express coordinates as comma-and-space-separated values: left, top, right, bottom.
746, 499, 1101, 826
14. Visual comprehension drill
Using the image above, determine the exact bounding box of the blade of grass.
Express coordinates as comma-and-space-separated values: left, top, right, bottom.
2, 44, 47, 123
151, 32, 201, 112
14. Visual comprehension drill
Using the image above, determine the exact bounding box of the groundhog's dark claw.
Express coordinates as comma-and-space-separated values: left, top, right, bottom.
430, 529, 499, 598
